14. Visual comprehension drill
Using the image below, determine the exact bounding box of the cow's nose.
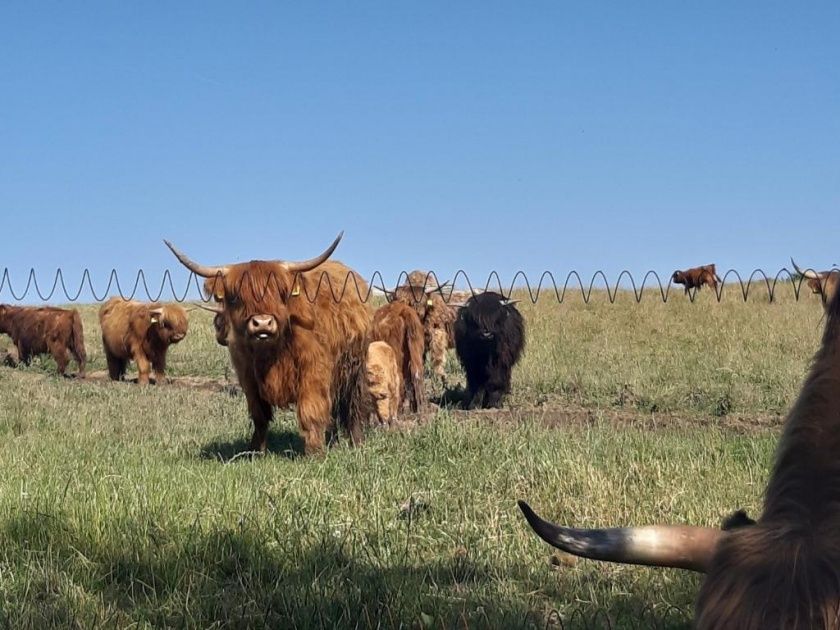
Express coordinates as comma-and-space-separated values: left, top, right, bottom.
247, 315, 278, 339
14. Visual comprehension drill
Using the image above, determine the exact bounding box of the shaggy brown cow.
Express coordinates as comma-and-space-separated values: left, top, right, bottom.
0, 305, 86, 376
99, 298, 189, 385
792, 258, 840, 310
166, 233, 372, 455
671, 264, 721, 295
371, 301, 425, 412
381, 280, 457, 380
366, 340, 400, 425
518, 281, 840, 628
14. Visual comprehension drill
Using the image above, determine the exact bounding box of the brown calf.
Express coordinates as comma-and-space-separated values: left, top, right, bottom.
366, 341, 400, 425
371, 301, 425, 412
0, 304, 86, 376
99, 298, 188, 385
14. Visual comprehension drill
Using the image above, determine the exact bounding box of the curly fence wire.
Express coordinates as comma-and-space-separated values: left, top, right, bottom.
0, 266, 837, 304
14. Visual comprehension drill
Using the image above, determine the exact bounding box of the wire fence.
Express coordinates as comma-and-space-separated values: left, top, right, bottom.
0, 266, 837, 304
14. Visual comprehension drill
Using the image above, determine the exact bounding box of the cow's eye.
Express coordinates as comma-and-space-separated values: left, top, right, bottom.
226, 294, 239, 306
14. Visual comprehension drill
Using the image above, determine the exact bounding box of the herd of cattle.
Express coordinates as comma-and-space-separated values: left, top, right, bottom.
3, 239, 840, 627
0, 233, 527, 453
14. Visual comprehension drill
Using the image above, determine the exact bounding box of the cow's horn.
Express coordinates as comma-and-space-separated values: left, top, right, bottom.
165, 241, 229, 278
282, 231, 344, 273
791, 258, 822, 280
517, 501, 722, 573
374, 283, 396, 297
425, 280, 451, 294
196, 303, 224, 314
502, 299, 519, 307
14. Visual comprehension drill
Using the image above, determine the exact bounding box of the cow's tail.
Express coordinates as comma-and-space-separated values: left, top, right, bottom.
405, 317, 426, 412
69, 311, 87, 378
332, 333, 371, 446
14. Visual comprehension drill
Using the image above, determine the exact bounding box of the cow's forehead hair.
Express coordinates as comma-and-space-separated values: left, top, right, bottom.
223, 261, 295, 302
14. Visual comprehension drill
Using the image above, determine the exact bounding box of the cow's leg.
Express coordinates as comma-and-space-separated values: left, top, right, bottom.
132, 347, 152, 385
296, 393, 331, 455
247, 395, 273, 453
104, 346, 126, 381
151, 353, 167, 384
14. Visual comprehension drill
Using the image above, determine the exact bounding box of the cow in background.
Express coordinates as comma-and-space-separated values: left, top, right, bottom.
518, 275, 840, 628
166, 232, 372, 455
672, 264, 721, 294
791, 258, 840, 310
366, 341, 400, 425
99, 298, 188, 385
454, 292, 525, 409
0, 305, 86, 377
371, 301, 425, 413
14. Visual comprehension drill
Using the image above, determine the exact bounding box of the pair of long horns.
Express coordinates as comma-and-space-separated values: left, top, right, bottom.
164, 232, 344, 278
517, 501, 723, 573
375, 280, 452, 297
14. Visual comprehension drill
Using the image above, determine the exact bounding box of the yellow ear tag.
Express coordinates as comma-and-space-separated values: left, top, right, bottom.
151, 315, 159, 325
426, 299, 434, 306
291, 285, 300, 297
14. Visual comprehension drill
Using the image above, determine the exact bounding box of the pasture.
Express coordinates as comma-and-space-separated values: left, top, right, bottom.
0, 285, 825, 628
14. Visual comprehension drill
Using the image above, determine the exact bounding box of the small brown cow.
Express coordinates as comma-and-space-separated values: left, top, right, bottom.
0, 304, 86, 376
672, 264, 721, 295
371, 301, 425, 413
99, 298, 188, 385
791, 258, 840, 310
366, 341, 400, 425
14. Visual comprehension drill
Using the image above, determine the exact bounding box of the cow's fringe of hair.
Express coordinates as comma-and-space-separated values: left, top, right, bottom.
694, 274, 840, 629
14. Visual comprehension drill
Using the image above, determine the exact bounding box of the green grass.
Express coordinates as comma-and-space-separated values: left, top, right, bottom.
0, 287, 824, 628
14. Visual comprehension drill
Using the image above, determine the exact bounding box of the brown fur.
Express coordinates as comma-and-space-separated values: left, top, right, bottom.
390, 286, 457, 379
672, 264, 720, 295
203, 259, 372, 455
371, 302, 425, 412
366, 341, 400, 425
693, 280, 840, 628
99, 298, 188, 385
0, 304, 86, 377
203, 276, 230, 346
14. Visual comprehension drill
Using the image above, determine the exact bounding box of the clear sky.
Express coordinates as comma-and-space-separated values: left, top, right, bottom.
1, 2, 838, 301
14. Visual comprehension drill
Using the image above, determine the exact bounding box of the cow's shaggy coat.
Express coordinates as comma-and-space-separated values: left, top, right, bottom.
671, 264, 720, 295
371, 301, 425, 412
168, 235, 372, 455
0, 305, 86, 376
366, 340, 399, 425
99, 298, 189, 385
454, 292, 524, 409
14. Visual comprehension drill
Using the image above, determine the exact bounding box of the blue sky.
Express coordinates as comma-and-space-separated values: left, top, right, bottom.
1, 2, 838, 302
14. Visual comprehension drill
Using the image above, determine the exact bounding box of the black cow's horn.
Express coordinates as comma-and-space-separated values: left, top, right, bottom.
283, 232, 343, 273
165, 241, 229, 278
517, 501, 722, 573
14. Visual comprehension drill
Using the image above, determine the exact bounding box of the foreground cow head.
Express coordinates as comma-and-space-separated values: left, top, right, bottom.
519, 276, 840, 627
166, 234, 342, 352
150, 305, 189, 345
791, 258, 840, 310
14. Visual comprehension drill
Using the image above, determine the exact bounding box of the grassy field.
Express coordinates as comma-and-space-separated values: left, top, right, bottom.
0, 286, 826, 628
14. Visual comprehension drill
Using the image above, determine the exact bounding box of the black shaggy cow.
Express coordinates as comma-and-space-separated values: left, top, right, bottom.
454, 292, 525, 409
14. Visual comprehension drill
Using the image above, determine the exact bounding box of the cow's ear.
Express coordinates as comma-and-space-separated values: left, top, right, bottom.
287, 288, 316, 331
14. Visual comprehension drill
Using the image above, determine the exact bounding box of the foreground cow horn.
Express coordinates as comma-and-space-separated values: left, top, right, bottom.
195, 303, 224, 314
517, 501, 722, 573
791, 257, 823, 280
282, 231, 344, 272
164, 240, 229, 278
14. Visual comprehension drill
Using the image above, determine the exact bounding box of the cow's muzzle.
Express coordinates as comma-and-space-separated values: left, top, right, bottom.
247, 315, 279, 340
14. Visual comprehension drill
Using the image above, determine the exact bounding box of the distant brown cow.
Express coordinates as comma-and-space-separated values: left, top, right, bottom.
371, 301, 425, 412
791, 258, 840, 310
99, 298, 188, 385
672, 264, 721, 295
0, 305, 86, 376
366, 341, 400, 425
166, 233, 372, 455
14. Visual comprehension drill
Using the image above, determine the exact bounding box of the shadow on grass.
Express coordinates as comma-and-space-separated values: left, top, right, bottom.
1, 511, 693, 629
431, 384, 469, 409
199, 428, 305, 461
